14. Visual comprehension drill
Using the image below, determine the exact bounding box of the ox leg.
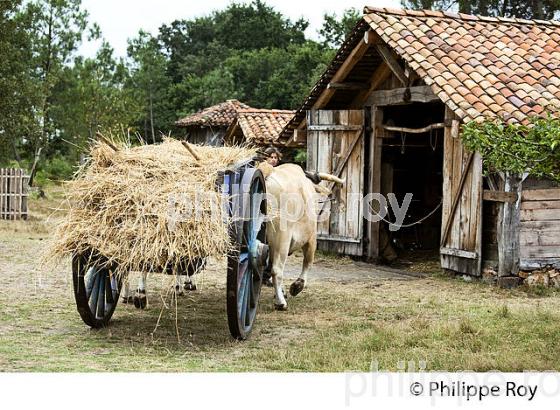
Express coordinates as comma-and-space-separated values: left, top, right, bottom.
121, 276, 134, 304
133, 273, 147, 309
271, 240, 289, 311
174, 275, 184, 296
290, 240, 314, 297
184, 275, 197, 291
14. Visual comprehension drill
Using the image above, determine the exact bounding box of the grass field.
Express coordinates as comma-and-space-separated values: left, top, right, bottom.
1, 188, 560, 372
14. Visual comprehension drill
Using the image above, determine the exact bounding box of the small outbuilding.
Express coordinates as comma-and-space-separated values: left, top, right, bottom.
175, 99, 251, 146
279, 7, 560, 280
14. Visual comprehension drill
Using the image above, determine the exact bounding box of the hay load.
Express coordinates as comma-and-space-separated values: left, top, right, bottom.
47, 137, 257, 275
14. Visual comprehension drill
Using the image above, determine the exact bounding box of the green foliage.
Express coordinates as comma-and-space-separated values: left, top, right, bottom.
51, 41, 137, 160
294, 149, 307, 164
127, 31, 174, 143
318, 8, 361, 48
0, 0, 40, 163
461, 115, 560, 181
0, 0, 342, 180
401, 0, 560, 19
34, 155, 75, 185
21, 0, 91, 157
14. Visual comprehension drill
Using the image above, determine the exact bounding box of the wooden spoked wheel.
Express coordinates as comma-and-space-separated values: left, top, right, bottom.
226, 168, 268, 340
72, 252, 122, 328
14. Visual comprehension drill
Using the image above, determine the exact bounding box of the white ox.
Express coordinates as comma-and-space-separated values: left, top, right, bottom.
262, 162, 343, 310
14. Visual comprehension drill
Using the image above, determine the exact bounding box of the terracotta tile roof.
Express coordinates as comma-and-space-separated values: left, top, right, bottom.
235, 109, 295, 144
362, 6, 560, 124
175, 99, 252, 127
280, 7, 560, 141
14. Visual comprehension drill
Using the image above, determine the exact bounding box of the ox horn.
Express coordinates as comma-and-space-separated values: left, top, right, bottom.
317, 172, 345, 185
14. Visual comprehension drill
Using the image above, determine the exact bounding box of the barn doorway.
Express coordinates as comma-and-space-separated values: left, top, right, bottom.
372, 102, 446, 264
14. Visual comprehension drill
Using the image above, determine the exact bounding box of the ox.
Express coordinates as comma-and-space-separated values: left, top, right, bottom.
261, 162, 343, 310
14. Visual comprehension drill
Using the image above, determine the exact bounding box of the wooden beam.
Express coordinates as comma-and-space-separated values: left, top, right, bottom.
440, 247, 478, 259
308, 124, 362, 131
312, 38, 371, 109
327, 82, 369, 90
375, 44, 408, 85
292, 128, 307, 145
522, 188, 560, 201
483, 190, 518, 203
497, 173, 523, 277
366, 108, 383, 260
366, 85, 438, 105
382, 122, 445, 134
350, 63, 392, 108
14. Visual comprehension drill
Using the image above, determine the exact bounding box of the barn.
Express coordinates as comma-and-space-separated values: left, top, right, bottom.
175, 99, 251, 146
278, 7, 560, 282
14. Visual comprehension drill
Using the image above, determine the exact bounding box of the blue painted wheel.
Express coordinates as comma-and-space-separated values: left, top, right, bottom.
72, 252, 122, 328
226, 168, 268, 340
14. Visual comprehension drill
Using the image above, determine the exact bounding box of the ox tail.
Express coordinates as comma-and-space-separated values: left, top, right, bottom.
317, 172, 345, 185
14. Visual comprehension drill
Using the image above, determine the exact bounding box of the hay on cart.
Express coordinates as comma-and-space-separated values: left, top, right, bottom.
46, 137, 256, 276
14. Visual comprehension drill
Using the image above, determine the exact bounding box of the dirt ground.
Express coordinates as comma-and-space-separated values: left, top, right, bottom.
1, 190, 560, 371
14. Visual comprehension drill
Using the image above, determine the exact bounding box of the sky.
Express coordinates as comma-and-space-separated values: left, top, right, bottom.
80, 0, 401, 58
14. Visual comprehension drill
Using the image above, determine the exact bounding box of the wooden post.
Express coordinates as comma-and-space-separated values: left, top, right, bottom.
366, 107, 383, 260
497, 172, 523, 277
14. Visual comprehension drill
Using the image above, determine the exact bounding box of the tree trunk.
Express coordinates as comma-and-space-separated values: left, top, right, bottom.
28, 147, 43, 187
149, 87, 155, 144
497, 172, 523, 277
11, 138, 21, 165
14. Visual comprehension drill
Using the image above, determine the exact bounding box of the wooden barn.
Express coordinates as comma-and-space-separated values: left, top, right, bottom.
175, 99, 251, 146
224, 109, 295, 146
278, 7, 560, 281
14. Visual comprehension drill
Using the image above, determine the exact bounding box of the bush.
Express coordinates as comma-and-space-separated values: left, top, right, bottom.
35, 156, 76, 186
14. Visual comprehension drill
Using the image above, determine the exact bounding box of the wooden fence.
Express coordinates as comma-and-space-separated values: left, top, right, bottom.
0, 168, 29, 220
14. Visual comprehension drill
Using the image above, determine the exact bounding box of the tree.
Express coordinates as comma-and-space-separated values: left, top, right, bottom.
318, 8, 361, 49
127, 31, 174, 143
20, 0, 90, 163
50, 42, 137, 161
0, 0, 39, 165
401, 0, 560, 19
158, 0, 309, 85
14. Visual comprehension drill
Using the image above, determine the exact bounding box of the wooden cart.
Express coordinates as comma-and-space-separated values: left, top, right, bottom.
71, 162, 269, 340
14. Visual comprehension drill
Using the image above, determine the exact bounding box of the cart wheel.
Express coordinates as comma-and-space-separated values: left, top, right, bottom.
72, 252, 122, 328
227, 168, 268, 340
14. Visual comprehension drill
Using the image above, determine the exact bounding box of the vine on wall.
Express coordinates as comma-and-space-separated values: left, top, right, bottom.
461, 114, 560, 182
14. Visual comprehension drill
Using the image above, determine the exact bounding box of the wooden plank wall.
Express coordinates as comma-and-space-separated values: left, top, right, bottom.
520, 188, 560, 269
0, 168, 29, 220
440, 108, 484, 276
307, 110, 364, 256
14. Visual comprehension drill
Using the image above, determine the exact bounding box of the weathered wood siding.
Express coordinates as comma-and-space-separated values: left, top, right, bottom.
440, 108, 484, 276
520, 188, 560, 269
184, 127, 226, 146
307, 109, 364, 256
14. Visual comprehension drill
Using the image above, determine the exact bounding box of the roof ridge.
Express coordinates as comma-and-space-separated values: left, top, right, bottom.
237, 108, 295, 114
363, 6, 560, 26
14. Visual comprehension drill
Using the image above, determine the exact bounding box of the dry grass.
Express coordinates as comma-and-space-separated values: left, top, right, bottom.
44, 138, 256, 275
1, 187, 560, 372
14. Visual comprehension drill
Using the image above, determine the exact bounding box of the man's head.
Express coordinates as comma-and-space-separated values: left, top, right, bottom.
263, 146, 281, 167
